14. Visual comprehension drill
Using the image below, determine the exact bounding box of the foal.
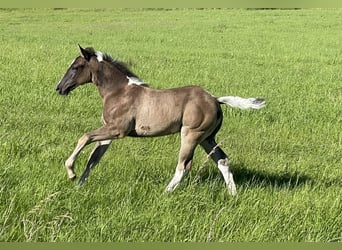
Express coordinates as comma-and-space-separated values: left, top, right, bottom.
56, 45, 265, 195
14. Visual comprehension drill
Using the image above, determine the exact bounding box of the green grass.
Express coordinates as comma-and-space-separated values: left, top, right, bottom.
0, 8, 341, 242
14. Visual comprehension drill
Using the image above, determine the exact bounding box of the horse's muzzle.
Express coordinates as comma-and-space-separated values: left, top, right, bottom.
56, 85, 67, 95
56, 83, 74, 95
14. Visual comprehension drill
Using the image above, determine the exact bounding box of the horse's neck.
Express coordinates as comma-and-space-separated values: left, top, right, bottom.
96, 82, 126, 100
93, 68, 128, 99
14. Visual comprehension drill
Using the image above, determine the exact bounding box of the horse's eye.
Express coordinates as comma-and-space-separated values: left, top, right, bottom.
71, 66, 78, 71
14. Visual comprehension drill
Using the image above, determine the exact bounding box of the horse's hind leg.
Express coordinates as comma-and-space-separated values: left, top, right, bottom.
200, 138, 237, 195
165, 127, 199, 192
78, 140, 112, 185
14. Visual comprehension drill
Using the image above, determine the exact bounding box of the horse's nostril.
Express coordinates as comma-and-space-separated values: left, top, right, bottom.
55, 85, 65, 95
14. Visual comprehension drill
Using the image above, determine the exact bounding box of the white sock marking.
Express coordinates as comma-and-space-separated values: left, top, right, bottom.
165, 168, 185, 192
218, 159, 237, 195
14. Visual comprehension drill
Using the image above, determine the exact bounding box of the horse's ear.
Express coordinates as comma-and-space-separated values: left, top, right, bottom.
78, 44, 92, 61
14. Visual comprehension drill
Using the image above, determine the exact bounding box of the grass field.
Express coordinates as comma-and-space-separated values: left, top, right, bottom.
0, 8, 341, 242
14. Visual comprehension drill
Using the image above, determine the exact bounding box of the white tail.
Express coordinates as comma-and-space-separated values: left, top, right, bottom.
217, 96, 266, 109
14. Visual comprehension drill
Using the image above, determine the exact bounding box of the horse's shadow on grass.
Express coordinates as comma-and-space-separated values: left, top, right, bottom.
233, 164, 312, 189
194, 162, 313, 190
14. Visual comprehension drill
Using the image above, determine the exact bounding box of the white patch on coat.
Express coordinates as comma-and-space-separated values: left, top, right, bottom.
127, 76, 146, 86
99, 140, 112, 146
95, 51, 104, 62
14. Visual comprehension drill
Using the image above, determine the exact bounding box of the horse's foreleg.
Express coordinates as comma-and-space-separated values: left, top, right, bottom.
65, 135, 87, 180
64, 126, 120, 180
78, 140, 112, 185
200, 138, 237, 195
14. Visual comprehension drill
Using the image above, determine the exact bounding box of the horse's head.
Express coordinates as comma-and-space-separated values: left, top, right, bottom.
56, 45, 98, 95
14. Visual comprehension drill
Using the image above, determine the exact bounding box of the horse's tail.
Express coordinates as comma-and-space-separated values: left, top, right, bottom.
217, 96, 266, 110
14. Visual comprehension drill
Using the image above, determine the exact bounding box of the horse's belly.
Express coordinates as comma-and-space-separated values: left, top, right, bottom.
134, 120, 181, 137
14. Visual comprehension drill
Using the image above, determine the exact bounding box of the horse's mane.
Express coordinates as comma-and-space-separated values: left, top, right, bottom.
103, 54, 139, 78
85, 47, 139, 78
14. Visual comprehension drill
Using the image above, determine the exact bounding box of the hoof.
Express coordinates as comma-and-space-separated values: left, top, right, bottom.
229, 187, 237, 196
227, 183, 237, 196
69, 175, 77, 181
